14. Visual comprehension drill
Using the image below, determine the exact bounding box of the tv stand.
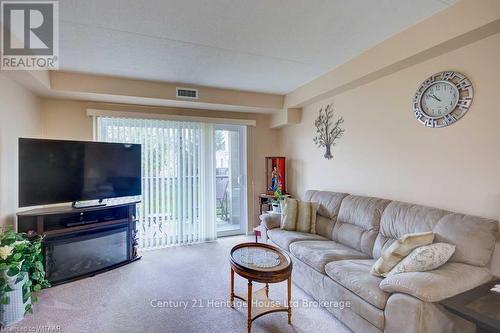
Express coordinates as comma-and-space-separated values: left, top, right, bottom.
72, 199, 107, 209
17, 199, 141, 285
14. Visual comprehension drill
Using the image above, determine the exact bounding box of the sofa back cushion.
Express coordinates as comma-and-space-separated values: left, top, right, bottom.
374, 201, 499, 267
434, 213, 498, 267
373, 201, 447, 259
332, 195, 390, 256
303, 190, 348, 239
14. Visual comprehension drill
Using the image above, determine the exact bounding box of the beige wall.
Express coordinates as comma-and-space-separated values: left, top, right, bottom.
0, 74, 41, 228
40, 99, 281, 231
284, 0, 500, 110
50, 71, 284, 113
280, 32, 500, 274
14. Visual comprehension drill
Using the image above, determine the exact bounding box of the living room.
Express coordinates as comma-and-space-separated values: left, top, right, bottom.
1, 0, 499, 332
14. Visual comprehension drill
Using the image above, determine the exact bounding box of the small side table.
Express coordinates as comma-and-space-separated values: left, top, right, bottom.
259, 193, 291, 214
258, 194, 274, 214
440, 278, 500, 333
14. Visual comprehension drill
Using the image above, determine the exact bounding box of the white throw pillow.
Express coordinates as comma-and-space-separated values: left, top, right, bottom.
308, 202, 319, 234
370, 231, 434, 277
296, 201, 319, 233
385, 243, 456, 277
280, 198, 298, 231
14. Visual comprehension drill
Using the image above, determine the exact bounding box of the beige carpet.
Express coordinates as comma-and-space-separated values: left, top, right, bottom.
13, 236, 352, 333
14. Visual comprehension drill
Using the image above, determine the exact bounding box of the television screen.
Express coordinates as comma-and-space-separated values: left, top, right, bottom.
19, 138, 142, 207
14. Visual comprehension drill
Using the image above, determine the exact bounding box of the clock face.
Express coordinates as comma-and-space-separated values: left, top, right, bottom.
421, 81, 458, 118
413, 71, 473, 128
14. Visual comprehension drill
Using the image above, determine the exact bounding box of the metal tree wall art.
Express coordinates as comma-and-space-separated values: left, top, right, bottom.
313, 104, 345, 160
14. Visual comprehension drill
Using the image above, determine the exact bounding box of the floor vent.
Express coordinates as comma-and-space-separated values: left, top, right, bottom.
176, 87, 198, 99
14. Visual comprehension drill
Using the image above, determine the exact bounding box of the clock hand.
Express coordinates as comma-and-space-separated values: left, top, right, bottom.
430, 94, 441, 102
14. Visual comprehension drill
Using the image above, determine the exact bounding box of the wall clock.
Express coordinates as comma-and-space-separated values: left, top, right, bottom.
413, 71, 473, 128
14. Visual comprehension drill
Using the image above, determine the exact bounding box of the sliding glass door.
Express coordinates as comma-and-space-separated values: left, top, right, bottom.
97, 117, 217, 249
215, 125, 247, 237
96, 117, 247, 248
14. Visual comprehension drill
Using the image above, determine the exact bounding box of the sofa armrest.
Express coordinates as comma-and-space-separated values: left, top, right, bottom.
384, 293, 475, 333
379, 262, 492, 303
260, 213, 281, 230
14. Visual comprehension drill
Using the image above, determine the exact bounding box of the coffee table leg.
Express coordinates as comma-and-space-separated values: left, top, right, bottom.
248, 280, 253, 333
287, 277, 292, 324
230, 268, 235, 308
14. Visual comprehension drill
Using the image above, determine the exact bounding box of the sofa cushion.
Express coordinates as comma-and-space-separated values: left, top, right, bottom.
373, 201, 447, 259
373, 201, 499, 267
290, 241, 369, 273
303, 190, 349, 239
296, 201, 319, 233
433, 213, 498, 267
280, 198, 298, 231
322, 273, 385, 330
314, 215, 335, 241
325, 259, 389, 310
385, 242, 455, 277
333, 195, 390, 256
304, 190, 349, 219
379, 262, 492, 302
267, 229, 328, 251
292, 256, 385, 332
370, 231, 434, 277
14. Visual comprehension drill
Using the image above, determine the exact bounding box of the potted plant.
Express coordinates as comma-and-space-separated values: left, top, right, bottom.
271, 188, 285, 213
0, 229, 49, 326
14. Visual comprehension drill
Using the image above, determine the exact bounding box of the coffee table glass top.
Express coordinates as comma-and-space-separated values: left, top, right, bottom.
233, 247, 280, 268
231, 244, 290, 272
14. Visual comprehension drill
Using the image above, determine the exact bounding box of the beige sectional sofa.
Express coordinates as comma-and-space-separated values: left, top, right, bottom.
260, 190, 498, 333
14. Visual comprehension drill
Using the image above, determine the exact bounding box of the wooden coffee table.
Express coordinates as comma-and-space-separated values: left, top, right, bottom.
229, 242, 293, 333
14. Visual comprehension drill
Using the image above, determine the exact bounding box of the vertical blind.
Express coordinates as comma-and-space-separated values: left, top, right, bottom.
97, 117, 216, 249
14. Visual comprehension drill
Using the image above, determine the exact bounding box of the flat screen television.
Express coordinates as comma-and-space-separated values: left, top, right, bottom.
19, 138, 142, 207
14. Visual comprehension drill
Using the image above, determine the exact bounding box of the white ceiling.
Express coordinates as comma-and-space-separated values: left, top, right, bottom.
59, 0, 457, 94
